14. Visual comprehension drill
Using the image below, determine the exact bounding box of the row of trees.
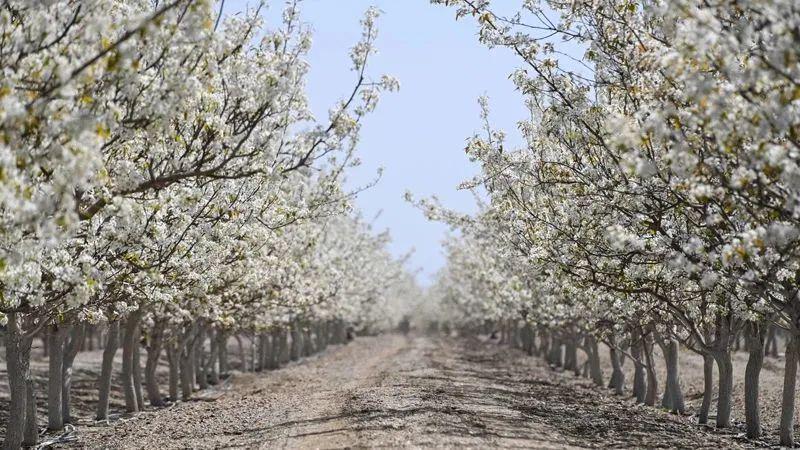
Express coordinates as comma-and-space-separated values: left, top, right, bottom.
0, 1, 412, 448
420, 0, 800, 446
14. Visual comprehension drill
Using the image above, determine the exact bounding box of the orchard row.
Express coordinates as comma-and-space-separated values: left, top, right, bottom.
0, 1, 412, 448
421, 0, 800, 447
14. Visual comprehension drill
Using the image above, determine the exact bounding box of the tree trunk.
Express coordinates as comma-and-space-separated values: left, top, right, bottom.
196, 325, 208, 389
257, 332, 267, 372
768, 325, 779, 357
24, 373, 38, 447
268, 329, 281, 370
167, 339, 180, 401
4, 312, 34, 449
145, 322, 165, 407
290, 324, 302, 361
713, 349, 733, 427
642, 334, 658, 407
564, 335, 577, 373
122, 312, 143, 413
47, 324, 68, 430
217, 330, 228, 375
609, 340, 625, 395
780, 333, 800, 447
278, 328, 290, 364
660, 339, 685, 414
538, 328, 550, 358
97, 321, 120, 420
744, 323, 766, 438
549, 334, 563, 368
699, 353, 714, 425
303, 326, 314, 357
585, 335, 603, 387
207, 328, 220, 384
235, 334, 246, 371
180, 324, 198, 399
62, 323, 86, 424
132, 325, 144, 410
631, 330, 646, 404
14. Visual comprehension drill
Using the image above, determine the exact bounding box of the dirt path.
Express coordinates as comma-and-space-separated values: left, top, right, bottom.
67, 334, 746, 449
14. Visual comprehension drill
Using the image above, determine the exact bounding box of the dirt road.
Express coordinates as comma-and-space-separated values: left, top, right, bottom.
68, 335, 743, 449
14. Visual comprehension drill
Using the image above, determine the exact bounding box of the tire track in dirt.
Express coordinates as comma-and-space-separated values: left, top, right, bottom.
72, 334, 744, 449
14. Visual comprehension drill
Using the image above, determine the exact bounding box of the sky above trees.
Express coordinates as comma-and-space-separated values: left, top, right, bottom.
226, 0, 527, 284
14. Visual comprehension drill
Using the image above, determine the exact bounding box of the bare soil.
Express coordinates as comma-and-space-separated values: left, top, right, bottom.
9, 334, 747, 449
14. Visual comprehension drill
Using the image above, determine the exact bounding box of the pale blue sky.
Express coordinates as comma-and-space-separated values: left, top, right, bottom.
226, 1, 527, 284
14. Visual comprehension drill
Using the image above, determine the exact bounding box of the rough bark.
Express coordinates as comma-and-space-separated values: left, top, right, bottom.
62, 323, 86, 424
659, 338, 685, 414
699, 353, 714, 425
180, 325, 197, 400
196, 325, 208, 389
767, 325, 779, 357
642, 334, 658, 407
132, 325, 144, 410
744, 323, 766, 438
47, 324, 68, 430
24, 373, 37, 447
145, 321, 166, 407
235, 333, 246, 371
4, 312, 34, 449
303, 325, 314, 357
257, 332, 267, 372
780, 333, 800, 447
608, 339, 625, 395
278, 328, 290, 364
97, 320, 120, 420
630, 329, 646, 404
122, 312, 144, 413
585, 335, 603, 387
564, 334, 577, 374
710, 348, 733, 427
207, 328, 220, 384
217, 329, 229, 375
167, 339, 180, 401
290, 324, 302, 361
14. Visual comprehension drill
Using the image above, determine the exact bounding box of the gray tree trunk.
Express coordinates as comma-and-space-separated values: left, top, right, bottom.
608, 341, 625, 395
180, 325, 197, 400
642, 334, 658, 406
744, 323, 766, 438
207, 328, 220, 384
47, 324, 68, 430
278, 328, 290, 364
4, 312, 35, 449
196, 326, 208, 389
62, 323, 86, 424
145, 322, 165, 407
564, 335, 577, 373
290, 324, 302, 361
585, 335, 603, 386
132, 325, 144, 410
268, 329, 281, 370
217, 330, 228, 375
167, 339, 180, 401
780, 334, 800, 447
303, 326, 314, 357
24, 373, 37, 447
257, 333, 267, 372
97, 320, 120, 420
631, 329, 646, 404
122, 312, 143, 413
713, 349, 733, 427
660, 339, 685, 414
235, 334, 246, 371
699, 353, 714, 425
